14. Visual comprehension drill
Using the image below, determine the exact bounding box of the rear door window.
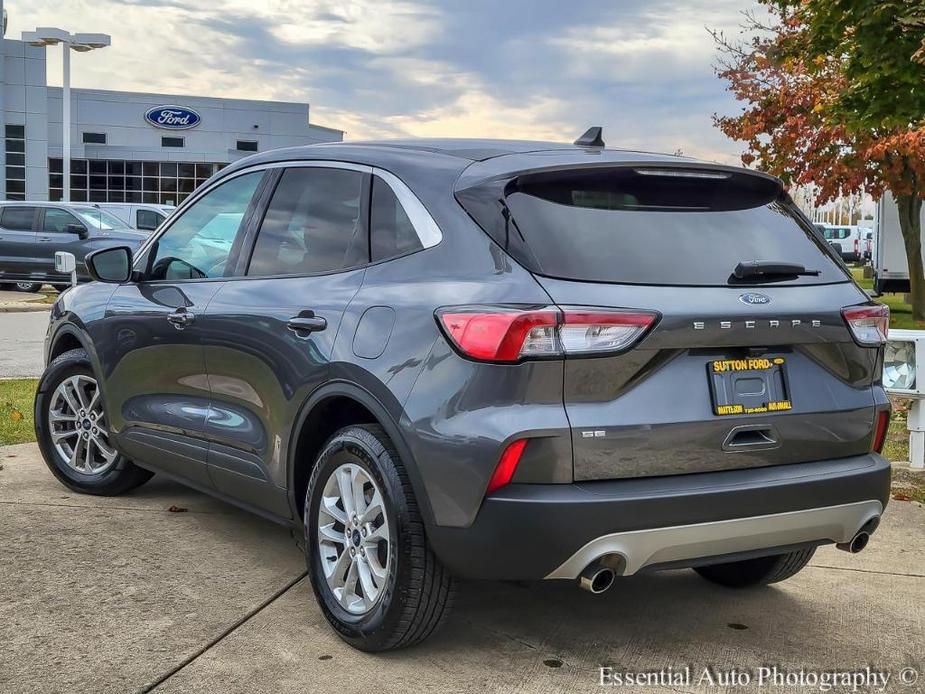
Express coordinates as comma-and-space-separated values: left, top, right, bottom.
487, 168, 847, 286
137, 209, 164, 231
1, 206, 35, 231
247, 167, 366, 276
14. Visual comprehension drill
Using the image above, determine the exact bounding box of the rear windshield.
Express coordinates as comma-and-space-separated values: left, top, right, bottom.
464, 167, 847, 286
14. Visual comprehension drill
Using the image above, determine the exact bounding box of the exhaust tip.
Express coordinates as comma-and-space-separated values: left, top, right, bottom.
579, 567, 615, 594
837, 530, 871, 554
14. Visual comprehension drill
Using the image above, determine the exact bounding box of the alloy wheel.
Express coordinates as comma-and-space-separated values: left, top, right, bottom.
317, 462, 391, 615
48, 375, 119, 475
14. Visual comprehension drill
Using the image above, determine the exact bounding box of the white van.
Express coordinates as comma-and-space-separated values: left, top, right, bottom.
90, 203, 175, 232
818, 224, 864, 263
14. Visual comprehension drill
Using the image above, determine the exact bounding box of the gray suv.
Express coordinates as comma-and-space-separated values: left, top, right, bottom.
0, 202, 148, 291
34, 137, 892, 651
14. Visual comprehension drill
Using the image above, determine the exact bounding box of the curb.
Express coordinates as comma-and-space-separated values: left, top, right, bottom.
0, 304, 51, 313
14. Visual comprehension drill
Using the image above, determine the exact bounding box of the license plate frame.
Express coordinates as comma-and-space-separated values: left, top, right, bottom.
708, 356, 792, 416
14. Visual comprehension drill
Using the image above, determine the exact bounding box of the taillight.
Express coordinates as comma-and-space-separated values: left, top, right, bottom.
872, 410, 890, 453
854, 239, 860, 254
437, 306, 658, 362
486, 438, 528, 494
842, 305, 889, 346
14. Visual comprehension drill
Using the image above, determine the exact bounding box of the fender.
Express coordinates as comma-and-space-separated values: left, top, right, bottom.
46, 320, 96, 374
285, 379, 436, 527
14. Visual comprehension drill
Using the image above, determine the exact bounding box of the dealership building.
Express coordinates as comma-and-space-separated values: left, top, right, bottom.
0, 12, 343, 204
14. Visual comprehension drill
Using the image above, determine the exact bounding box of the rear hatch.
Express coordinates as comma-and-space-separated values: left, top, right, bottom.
458, 161, 882, 480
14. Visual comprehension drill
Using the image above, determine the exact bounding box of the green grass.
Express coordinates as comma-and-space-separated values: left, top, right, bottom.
849, 266, 923, 329
0, 379, 38, 446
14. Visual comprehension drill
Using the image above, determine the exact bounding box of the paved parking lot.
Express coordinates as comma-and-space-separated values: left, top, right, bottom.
1, 442, 922, 694
0, 311, 48, 378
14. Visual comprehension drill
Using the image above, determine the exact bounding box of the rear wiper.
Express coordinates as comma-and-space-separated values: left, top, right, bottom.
732, 261, 821, 280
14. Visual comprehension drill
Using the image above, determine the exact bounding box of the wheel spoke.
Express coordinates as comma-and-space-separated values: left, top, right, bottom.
59, 383, 81, 415
87, 388, 100, 413
359, 490, 383, 525
69, 437, 84, 470
341, 558, 359, 608
318, 522, 345, 544
336, 467, 355, 517
366, 551, 388, 580
352, 468, 368, 519
325, 546, 351, 586
72, 378, 91, 411
363, 523, 390, 545
93, 436, 118, 463
49, 410, 77, 424
320, 495, 347, 524
51, 429, 79, 443
357, 558, 378, 600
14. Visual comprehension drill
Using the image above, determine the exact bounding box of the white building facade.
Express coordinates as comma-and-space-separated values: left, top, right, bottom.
0, 9, 342, 204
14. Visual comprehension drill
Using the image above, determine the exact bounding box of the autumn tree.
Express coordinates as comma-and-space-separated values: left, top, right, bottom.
712, 0, 925, 322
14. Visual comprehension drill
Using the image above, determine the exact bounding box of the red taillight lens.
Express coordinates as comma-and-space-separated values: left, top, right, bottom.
437, 306, 658, 363
438, 309, 559, 361
486, 438, 528, 495
854, 239, 860, 253
872, 410, 890, 453
842, 305, 889, 345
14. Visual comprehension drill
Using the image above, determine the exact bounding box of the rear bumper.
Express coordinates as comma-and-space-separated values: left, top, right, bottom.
427, 454, 891, 580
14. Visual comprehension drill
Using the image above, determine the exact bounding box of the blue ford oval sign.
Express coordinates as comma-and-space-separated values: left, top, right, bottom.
739, 292, 771, 306
144, 105, 201, 130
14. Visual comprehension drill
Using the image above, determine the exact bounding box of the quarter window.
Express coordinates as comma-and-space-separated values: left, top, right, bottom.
247, 167, 365, 276
370, 176, 423, 261
0, 206, 34, 230
43, 208, 82, 233
148, 171, 263, 280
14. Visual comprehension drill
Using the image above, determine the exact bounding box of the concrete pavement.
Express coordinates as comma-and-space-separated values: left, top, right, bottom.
1, 442, 922, 694
0, 311, 49, 378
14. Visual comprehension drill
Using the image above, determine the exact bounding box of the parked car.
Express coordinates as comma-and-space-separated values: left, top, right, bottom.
0, 202, 149, 292
818, 224, 865, 263
91, 203, 175, 231
34, 137, 892, 652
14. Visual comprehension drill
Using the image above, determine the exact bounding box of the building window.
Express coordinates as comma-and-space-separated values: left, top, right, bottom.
161, 136, 184, 148
49, 158, 222, 205
5, 125, 26, 200
82, 132, 107, 144
236, 140, 258, 152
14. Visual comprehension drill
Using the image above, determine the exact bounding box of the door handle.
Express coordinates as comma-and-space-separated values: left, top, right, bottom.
167, 307, 195, 329
38, 236, 53, 242
287, 311, 326, 335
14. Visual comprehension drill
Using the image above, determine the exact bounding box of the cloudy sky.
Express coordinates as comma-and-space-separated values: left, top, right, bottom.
6, 0, 764, 163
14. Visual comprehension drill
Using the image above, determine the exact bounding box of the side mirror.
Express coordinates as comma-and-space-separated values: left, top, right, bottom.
66, 223, 89, 239
86, 245, 133, 283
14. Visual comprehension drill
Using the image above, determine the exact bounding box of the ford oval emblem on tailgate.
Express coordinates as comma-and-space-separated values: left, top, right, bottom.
739, 292, 771, 305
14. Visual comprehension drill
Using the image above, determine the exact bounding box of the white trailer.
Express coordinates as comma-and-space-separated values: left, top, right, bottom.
873, 192, 925, 295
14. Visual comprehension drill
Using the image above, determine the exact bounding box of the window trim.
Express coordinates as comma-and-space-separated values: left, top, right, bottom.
134, 159, 443, 283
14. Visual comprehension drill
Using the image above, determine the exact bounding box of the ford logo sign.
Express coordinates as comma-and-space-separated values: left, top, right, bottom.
739, 292, 771, 305
144, 105, 201, 130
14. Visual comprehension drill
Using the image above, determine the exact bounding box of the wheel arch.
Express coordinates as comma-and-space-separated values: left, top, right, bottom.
48, 325, 88, 363
286, 380, 435, 527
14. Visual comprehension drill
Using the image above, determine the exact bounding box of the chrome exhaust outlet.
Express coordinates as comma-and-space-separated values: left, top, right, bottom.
836, 530, 870, 554
579, 564, 615, 594
578, 554, 623, 594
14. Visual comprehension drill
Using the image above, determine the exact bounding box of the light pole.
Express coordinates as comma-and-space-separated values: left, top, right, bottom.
22, 27, 110, 202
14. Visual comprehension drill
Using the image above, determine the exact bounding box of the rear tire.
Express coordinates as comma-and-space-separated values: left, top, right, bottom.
694, 547, 816, 588
14, 281, 42, 293
34, 348, 153, 496
304, 424, 456, 651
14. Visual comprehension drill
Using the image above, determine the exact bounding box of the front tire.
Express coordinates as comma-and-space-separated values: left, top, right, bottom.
34, 348, 153, 496
305, 424, 455, 651
694, 547, 816, 588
